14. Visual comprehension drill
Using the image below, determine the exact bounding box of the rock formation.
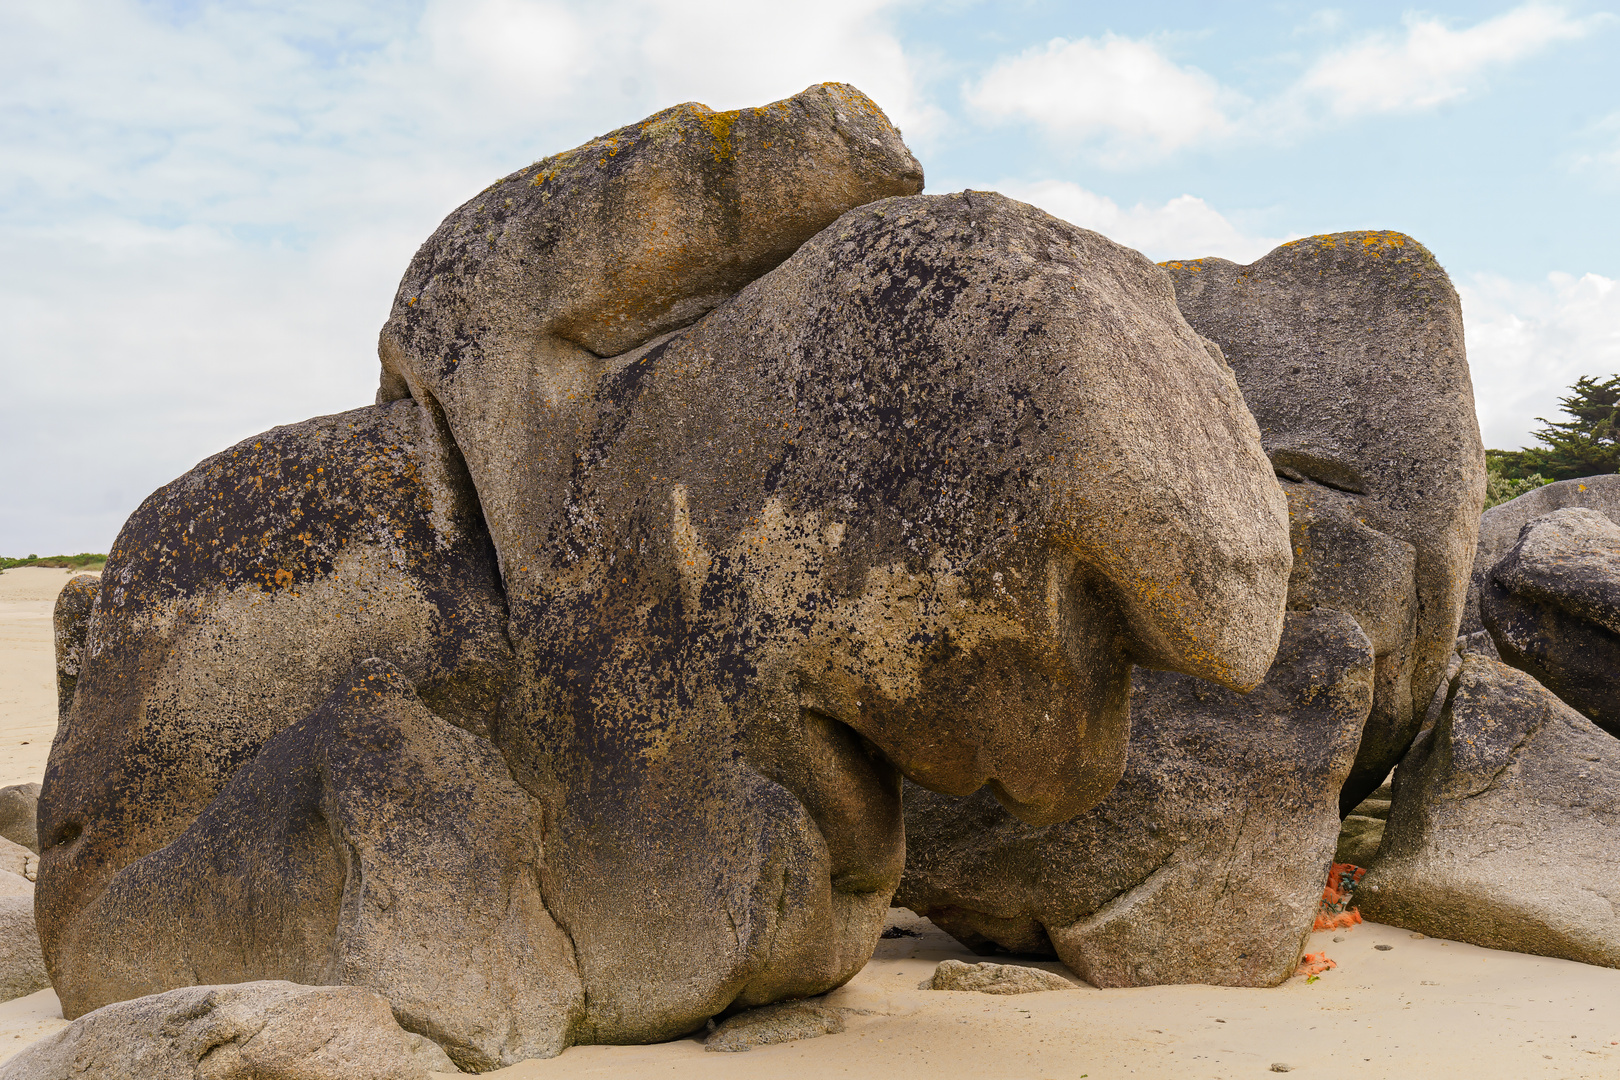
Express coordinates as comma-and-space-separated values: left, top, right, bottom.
898, 231, 1483, 984
36, 83, 1294, 1064
1359, 656, 1620, 968
1164, 234, 1485, 814
898, 608, 1372, 987
0, 981, 456, 1080
1460, 473, 1620, 646
1479, 507, 1620, 735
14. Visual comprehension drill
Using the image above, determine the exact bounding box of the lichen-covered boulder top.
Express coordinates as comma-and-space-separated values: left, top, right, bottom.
1165, 232, 1485, 813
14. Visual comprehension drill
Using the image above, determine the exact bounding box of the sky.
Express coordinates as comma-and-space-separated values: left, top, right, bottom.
3, 0, 1619, 554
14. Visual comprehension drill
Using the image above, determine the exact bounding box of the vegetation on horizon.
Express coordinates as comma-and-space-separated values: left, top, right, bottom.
1489, 374, 1620, 487
0, 553, 108, 572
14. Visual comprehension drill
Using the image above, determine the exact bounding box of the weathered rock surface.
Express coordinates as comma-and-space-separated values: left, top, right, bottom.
0, 897, 50, 1004
35, 402, 513, 1017
0, 837, 35, 884
45, 659, 577, 1072
0, 786, 39, 855
1359, 656, 1620, 967
899, 608, 1372, 987
920, 959, 1074, 994
704, 1000, 846, 1052
39, 86, 1298, 1059
1461, 474, 1620, 639
1480, 508, 1620, 735
51, 577, 97, 722
0, 981, 456, 1080
1164, 234, 1486, 814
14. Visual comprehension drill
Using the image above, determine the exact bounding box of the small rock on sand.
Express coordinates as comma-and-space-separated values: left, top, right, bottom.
704, 1000, 846, 1053
920, 960, 1074, 995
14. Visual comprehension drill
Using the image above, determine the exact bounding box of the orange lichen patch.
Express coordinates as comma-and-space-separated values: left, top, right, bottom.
1314, 862, 1366, 931
1295, 951, 1337, 978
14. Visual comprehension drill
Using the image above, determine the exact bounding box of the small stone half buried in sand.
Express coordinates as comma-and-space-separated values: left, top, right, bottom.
704, 1000, 846, 1053
920, 959, 1075, 994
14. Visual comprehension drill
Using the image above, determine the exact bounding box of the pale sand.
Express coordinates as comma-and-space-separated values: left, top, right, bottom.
0, 567, 96, 789
1, 571, 1616, 1078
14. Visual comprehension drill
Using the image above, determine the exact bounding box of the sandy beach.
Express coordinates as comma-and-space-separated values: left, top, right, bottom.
0, 567, 94, 789
1, 569, 1616, 1078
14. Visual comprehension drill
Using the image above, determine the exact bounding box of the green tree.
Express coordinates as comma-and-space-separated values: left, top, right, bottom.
1486, 374, 1620, 486
1523, 375, 1620, 480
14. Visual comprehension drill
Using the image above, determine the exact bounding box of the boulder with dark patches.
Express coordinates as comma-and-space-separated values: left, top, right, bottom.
1163, 234, 1485, 815
495, 189, 1290, 1042
1359, 656, 1620, 967
41, 659, 577, 1072
1480, 507, 1620, 735
37, 87, 1296, 1061
897, 608, 1371, 987
35, 400, 513, 1026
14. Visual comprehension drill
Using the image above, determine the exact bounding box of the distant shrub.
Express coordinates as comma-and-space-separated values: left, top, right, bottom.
1484, 456, 1551, 510
0, 553, 108, 572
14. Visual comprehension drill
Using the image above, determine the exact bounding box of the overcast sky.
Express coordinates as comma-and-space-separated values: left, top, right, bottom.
4, 0, 1619, 554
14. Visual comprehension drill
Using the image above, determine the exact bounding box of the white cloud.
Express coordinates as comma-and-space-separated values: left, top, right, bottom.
0, 0, 930, 554
963, 35, 1236, 159
1459, 271, 1620, 450
991, 179, 1295, 263
1298, 4, 1597, 116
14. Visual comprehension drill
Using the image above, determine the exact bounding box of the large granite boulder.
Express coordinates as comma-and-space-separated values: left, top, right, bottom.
38, 85, 1295, 1061
43, 660, 575, 1071
1480, 507, 1620, 735
36, 400, 514, 1022
1359, 656, 1620, 967
898, 608, 1371, 986
1460, 473, 1620, 642
1164, 234, 1485, 814
898, 230, 1482, 984
0, 981, 456, 1080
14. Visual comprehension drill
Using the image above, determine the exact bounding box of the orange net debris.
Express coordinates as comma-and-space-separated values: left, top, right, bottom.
1313, 862, 1365, 932
1296, 951, 1337, 977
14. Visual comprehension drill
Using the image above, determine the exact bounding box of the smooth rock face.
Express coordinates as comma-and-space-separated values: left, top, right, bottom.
38, 87, 1297, 1058
704, 1001, 846, 1053
44, 660, 578, 1072
0, 785, 39, 854
1481, 508, 1620, 735
0, 897, 50, 1004
51, 577, 98, 722
1359, 657, 1620, 968
1164, 233, 1486, 814
0, 981, 456, 1080
1461, 474, 1620, 639
35, 402, 512, 1019
898, 608, 1372, 988
921, 959, 1073, 994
